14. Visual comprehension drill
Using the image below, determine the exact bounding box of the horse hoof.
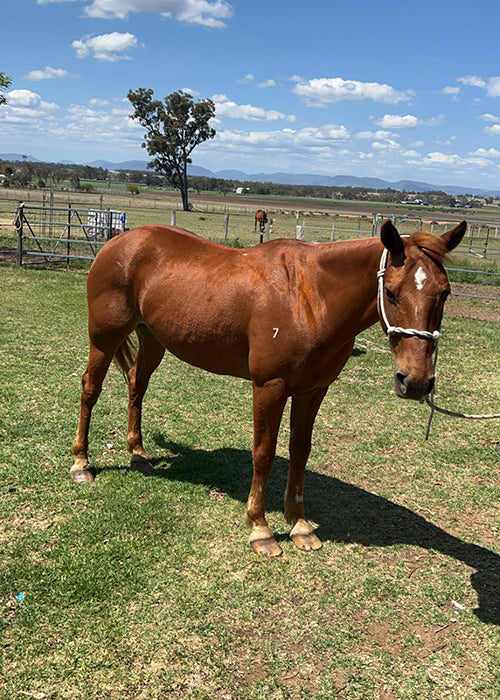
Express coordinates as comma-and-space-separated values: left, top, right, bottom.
291, 532, 323, 552
70, 468, 94, 484
251, 537, 283, 557
130, 454, 154, 475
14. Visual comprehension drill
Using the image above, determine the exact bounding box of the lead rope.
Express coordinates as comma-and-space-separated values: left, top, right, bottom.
425, 346, 500, 437
425, 345, 439, 440
377, 248, 500, 438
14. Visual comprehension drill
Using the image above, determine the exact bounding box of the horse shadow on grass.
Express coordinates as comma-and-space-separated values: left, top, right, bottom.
114, 435, 499, 626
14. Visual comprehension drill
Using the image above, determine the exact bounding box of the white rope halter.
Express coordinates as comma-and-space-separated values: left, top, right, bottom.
377, 247, 441, 341
375, 243, 499, 435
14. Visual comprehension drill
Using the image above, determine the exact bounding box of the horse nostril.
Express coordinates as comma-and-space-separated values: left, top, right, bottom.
396, 371, 408, 394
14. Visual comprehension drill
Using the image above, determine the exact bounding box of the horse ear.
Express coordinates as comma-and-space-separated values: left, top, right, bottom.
440, 220, 467, 252
380, 220, 404, 255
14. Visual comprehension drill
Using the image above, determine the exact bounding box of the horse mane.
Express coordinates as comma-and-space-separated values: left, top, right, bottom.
408, 230, 449, 264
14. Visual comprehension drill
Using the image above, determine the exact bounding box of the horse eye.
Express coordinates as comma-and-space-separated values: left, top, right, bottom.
385, 288, 397, 305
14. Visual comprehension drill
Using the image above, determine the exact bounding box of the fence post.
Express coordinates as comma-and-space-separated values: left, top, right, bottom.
223, 212, 229, 239
108, 209, 113, 240
265, 217, 271, 241
16, 202, 24, 267
67, 203, 71, 270
171, 210, 176, 226
295, 211, 303, 240
331, 216, 336, 241
483, 226, 490, 258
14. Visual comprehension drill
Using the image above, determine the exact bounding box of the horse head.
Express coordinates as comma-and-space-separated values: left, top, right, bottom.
379, 220, 467, 401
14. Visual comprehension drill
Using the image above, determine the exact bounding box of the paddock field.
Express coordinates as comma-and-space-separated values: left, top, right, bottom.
0, 207, 499, 698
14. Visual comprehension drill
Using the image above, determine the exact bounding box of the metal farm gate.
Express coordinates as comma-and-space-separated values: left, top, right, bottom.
15, 202, 126, 267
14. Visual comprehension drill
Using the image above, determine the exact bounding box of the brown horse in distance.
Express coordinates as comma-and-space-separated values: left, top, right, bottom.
254, 209, 268, 233
72, 220, 467, 556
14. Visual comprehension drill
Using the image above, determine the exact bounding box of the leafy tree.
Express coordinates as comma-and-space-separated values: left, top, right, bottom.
128, 88, 216, 211
0, 72, 12, 105
70, 172, 80, 190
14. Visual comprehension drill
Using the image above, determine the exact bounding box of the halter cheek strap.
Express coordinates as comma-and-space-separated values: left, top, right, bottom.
377, 248, 441, 341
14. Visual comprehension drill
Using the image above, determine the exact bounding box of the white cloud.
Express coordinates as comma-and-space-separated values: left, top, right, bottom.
72, 32, 138, 62
256, 79, 276, 89
296, 124, 350, 143
479, 113, 500, 123
356, 129, 393, 141
375, 114, 419, 129
292, 77, 414, 106
424, 151, 463, 166
64, 0, 235, 28
90, 98, 111, 107
213, 94, 296, 122
181, 87, 200, 96
237, 74, 255, 84
486, 77, 500, 97
469, 147, 500, 159
441, 86, 460, 101
371, 138, 400, 152
213, 124, 350, 154
436, 136, 456, 146
458, 75, 500, 97
0, 89, 59, 121
483, 124, 500, 136
458, 75, 486, 89
23, 66, 69, 81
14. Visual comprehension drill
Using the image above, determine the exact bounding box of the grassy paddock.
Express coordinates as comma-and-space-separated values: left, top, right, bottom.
1, 254, 499, 697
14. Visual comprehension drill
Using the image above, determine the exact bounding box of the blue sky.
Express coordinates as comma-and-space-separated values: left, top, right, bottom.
2, 0, 500, 189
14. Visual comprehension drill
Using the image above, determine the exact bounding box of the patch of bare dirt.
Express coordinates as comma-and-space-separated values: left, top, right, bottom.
0, 246, 16, 264
448, 282, 500, 322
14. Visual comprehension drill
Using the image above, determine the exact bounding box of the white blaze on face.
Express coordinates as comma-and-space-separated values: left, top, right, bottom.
415, 266, 427, 291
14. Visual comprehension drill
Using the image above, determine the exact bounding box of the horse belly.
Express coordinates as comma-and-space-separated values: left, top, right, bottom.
140, 287, 251, 378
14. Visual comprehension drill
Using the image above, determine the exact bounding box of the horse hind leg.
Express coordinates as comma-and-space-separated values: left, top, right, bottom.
71, 338, 120, 483
247, 379, 288, 557
125, 324, 165, 473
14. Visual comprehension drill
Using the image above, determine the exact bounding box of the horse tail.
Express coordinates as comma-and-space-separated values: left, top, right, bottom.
114, 332, 138, 377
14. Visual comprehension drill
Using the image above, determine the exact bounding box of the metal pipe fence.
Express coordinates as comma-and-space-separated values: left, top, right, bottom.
16, 202, 126, 267
12, 202, 500, 300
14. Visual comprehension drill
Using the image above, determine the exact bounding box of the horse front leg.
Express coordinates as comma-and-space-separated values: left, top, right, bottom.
247, 379, 287, 557
285, 387, 328, 551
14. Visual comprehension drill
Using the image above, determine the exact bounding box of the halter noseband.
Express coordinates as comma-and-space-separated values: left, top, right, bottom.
377, 247, 441, 341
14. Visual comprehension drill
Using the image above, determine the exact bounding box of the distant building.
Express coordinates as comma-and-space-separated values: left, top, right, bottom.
400, 198, 428, 205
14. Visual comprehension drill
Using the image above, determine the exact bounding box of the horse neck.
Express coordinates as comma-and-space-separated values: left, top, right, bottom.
318, 237, 383, 334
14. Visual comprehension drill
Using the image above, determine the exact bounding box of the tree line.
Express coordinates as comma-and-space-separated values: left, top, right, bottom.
1, 157, 487, 208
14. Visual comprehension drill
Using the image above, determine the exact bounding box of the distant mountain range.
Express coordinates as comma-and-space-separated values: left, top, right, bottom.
2, 153, 499, 197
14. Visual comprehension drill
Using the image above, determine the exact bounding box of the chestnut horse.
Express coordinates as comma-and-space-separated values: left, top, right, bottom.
72, 220, 467, 556
254, 209, 268, 233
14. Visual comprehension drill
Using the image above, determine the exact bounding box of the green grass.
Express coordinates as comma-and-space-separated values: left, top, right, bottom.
1, 259, 499, 697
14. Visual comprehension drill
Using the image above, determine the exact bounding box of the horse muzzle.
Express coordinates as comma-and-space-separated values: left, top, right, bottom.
394, 370, 435, 401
